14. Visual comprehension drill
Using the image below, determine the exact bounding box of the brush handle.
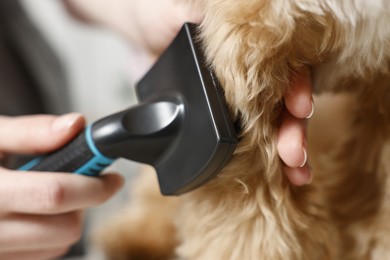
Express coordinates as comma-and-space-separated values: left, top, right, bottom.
18, 100, 181, 175
18, 125, 115, 176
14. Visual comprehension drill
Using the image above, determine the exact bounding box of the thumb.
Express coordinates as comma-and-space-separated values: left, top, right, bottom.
0, 113, 85, 154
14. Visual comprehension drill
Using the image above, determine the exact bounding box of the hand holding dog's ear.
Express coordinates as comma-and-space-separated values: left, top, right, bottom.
278, 72, 314, 185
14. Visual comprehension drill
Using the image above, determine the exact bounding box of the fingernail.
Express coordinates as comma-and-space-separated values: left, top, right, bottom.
306, 100, 314, 119
305, 166, 313, 184
299, 148, 307, 168
52, 113, 82, 132
306, 172, 313, 184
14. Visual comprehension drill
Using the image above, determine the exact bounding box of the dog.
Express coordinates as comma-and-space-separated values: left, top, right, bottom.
92, 1, 390, 259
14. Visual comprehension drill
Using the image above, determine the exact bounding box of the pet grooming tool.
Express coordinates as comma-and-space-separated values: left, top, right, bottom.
19, 23, 237, 195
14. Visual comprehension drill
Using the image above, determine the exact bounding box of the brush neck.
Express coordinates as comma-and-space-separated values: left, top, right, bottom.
91, 99, 184, 165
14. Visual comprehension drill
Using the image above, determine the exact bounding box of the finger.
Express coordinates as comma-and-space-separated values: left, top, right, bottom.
283, 165, 312, 186
0, 212, 82, 252
0, 171, 124, 214
0, 246, 69, 260
0, 113, 85, 154
277, 111, 307, 168
285, 72, 314, 119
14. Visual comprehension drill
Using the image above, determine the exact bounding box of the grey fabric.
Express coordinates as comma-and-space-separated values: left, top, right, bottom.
0, 31, 46, 115
0, 0, 70, 115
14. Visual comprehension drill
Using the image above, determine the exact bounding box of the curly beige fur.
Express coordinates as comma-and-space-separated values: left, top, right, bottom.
94, 0, 390, 259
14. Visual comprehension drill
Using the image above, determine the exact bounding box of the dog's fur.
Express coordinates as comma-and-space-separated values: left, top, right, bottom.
94, 1, 390, 259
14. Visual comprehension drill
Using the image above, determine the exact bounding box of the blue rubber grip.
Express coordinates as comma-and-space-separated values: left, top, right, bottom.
74, 125, 114, 175
18, 125, 115, 176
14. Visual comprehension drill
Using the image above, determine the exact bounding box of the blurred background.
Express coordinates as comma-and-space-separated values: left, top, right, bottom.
21, 0, 137, 118
0, 0, 142, 258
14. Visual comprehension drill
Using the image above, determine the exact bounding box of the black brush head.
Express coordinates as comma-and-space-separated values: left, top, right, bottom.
135, 23, 237, 195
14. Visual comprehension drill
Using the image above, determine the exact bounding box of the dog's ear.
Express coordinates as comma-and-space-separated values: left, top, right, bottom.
192, 0, 339, 185
196, 0, 342, 126
197, 1, 296, 142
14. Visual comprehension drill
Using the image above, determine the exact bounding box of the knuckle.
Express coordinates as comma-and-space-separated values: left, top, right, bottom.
34, 180, 65, 212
